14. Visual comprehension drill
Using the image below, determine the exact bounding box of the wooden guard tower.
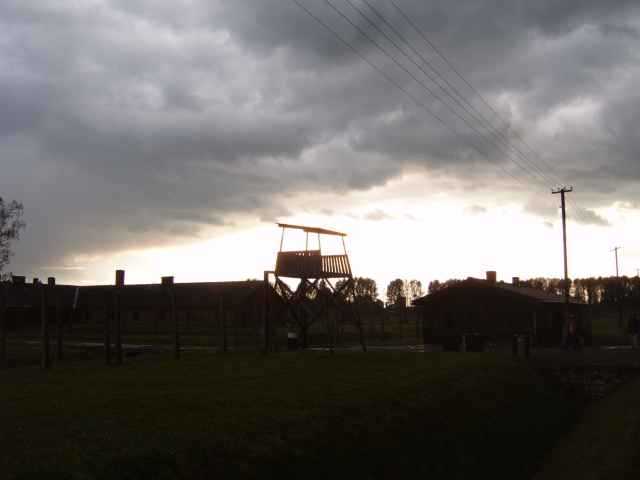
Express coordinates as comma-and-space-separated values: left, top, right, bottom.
271, 223, 366, 352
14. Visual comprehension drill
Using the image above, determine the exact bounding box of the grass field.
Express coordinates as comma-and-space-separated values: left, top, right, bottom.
0, 352, 578, 479
536, 374, 640, 479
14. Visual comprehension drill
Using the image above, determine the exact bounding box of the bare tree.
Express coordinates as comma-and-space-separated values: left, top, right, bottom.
0, 197, 25, 277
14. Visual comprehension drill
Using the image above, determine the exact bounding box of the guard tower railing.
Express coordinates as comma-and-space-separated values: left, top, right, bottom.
274, 223, 353, 280
276, 250, 322, 279
275, 251, 352, 279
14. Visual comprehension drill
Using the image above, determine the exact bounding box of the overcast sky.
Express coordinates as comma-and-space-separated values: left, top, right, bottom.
2, 0, 640, 289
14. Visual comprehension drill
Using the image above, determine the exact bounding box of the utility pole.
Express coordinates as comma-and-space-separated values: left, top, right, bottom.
552, 186, 573, 346
612, 247, 623, 328
612, 247, 621, 277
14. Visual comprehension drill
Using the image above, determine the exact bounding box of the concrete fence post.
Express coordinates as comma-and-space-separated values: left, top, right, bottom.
114, 270, 124, 365
221, 298, 228, 353
162, 276, 178, 360
104, 289, 112, 366
41, 278, 52, 369
54, 278, 63, 363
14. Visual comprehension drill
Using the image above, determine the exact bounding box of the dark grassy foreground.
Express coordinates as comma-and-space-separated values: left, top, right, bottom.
536, 374, 640, 480
0, 352, 578, 479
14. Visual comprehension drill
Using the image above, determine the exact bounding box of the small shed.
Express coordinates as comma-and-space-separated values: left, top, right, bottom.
413, 273, 590, 348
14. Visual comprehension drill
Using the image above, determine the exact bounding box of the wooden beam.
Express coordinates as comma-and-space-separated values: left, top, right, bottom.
276, 223, 347, 237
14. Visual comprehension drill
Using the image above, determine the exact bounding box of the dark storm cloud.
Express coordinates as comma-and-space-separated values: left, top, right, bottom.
1, 0, 640, 272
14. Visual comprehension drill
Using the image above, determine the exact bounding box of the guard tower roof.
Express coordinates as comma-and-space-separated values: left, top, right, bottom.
277, 223, 347, 237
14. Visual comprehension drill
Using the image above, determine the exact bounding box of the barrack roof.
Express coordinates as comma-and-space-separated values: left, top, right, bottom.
277, 223, 347, 237
413, 278, 585, 306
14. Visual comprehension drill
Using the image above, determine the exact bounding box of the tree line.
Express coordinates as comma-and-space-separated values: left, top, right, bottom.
334, 277, 424, 306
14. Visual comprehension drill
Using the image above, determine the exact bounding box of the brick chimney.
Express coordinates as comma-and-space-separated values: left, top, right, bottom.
486, 271, 497, 284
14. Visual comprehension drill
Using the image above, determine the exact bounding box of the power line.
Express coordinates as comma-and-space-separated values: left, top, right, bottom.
355, 0, 556, 186
344, 0, 584, 224
289, 0, 531, 188
322, 0, 552, 191
386, 0, 602, 225
334, 0, 570, 223
290, 1, 590, 226
388, 0, 565, 184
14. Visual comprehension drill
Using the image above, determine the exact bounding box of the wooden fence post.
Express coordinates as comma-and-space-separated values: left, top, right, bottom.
69, 287, 79, 336
114, 270, 124, 365
162, 276, 178, 360
41, 278, 52, 369
0, 282, 7, 369
172, 280, 179, 360
104, 289, 112, 366
219, 296, 227, 353
54, 278, 63, 363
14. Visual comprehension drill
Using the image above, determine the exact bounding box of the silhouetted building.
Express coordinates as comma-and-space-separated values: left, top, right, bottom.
0, 279, 77, 331
414, 272, 590, 349
1, 278, 286, 350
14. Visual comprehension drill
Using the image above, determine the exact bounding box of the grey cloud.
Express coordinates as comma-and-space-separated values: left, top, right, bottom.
572, 207, 611, 226
525, 201, 558, 219
1, 0, 640, 274
364, 209, 392, 221
525, 199, 609, 227
466, 205, 487, 215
